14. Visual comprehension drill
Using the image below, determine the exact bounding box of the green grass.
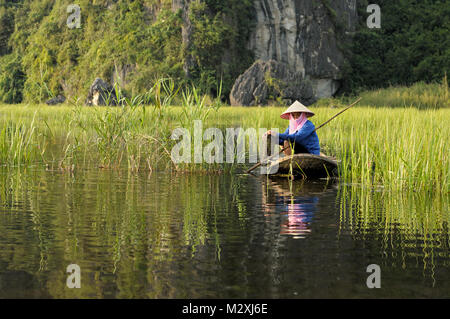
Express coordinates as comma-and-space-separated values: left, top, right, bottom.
0, 84, 448, 193
317, 78, 449, 109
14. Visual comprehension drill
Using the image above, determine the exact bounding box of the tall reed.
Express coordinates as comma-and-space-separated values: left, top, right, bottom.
0, 112, 46, 166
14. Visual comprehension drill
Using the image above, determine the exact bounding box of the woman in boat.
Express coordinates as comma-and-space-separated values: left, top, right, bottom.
266, 101, 320, 156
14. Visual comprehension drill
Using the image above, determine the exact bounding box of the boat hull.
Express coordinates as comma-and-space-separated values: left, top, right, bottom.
264, 154, 338, 178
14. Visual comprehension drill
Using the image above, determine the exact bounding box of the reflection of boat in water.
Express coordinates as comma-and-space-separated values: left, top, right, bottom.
263, 178, 337, 197
264, 154, 338, 179
261, 178, 336, 239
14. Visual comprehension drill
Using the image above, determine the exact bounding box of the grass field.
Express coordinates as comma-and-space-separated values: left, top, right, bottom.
0, 83, 448, 193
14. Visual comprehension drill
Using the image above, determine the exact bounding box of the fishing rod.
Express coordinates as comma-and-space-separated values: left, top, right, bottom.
245, 97, 362, 174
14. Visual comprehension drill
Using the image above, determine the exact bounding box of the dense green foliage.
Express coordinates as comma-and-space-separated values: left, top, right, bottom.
0, 1, 14, 56
0, 0, 254, 103
344, 0, 450, 92
5, 0, 187, 102
0, 0, 448, 103
0, 53, 25, 103
186, 0, 254, 95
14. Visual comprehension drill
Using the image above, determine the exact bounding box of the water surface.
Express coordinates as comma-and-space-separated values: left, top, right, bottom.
0, 167, 448, 298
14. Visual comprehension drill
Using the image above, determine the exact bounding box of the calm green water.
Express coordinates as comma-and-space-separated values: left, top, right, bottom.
0, 167, 448, 298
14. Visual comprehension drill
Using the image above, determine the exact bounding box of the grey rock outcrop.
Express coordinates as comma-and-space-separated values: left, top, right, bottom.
248, 0, 358, 98
173, 0, 357, 100
85, 78, 117, 106
230, 59, 315, 106
46, 95, 66, 105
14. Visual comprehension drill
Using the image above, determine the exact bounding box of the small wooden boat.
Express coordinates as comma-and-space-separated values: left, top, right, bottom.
263, 154, 338, 178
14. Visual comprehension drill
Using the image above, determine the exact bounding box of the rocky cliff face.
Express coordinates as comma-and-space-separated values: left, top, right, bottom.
249, 0, 357, 98
173, 0, 357, 102
230, 59, 316, 106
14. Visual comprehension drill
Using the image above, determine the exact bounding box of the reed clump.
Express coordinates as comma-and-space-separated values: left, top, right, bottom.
0, 112, 47, 166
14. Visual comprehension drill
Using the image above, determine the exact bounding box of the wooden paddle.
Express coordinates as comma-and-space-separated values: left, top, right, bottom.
245, 97, 362, 174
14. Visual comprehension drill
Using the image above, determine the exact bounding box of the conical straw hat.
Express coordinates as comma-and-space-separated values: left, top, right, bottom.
280, 100, 315, 119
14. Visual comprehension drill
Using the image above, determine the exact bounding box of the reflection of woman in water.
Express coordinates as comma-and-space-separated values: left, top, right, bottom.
280, 197, 318, 239
261, 180, 326, 239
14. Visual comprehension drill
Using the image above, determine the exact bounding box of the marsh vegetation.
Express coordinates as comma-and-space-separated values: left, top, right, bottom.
0, 82, 448, 194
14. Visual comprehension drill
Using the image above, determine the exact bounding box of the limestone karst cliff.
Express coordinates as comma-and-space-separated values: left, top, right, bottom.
175, 0, 358, 103
249, 0, 358, 99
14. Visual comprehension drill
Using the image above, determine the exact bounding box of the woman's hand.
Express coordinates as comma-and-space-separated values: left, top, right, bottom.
265, 130, 278, 137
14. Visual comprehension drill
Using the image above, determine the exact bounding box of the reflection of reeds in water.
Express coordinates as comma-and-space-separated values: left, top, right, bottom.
338, 183, 449, 283
0, 167, 243, 297
1, 165, 448, 297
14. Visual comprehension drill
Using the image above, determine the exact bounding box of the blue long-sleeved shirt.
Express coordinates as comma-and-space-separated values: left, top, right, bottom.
277, 120, 320, 155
